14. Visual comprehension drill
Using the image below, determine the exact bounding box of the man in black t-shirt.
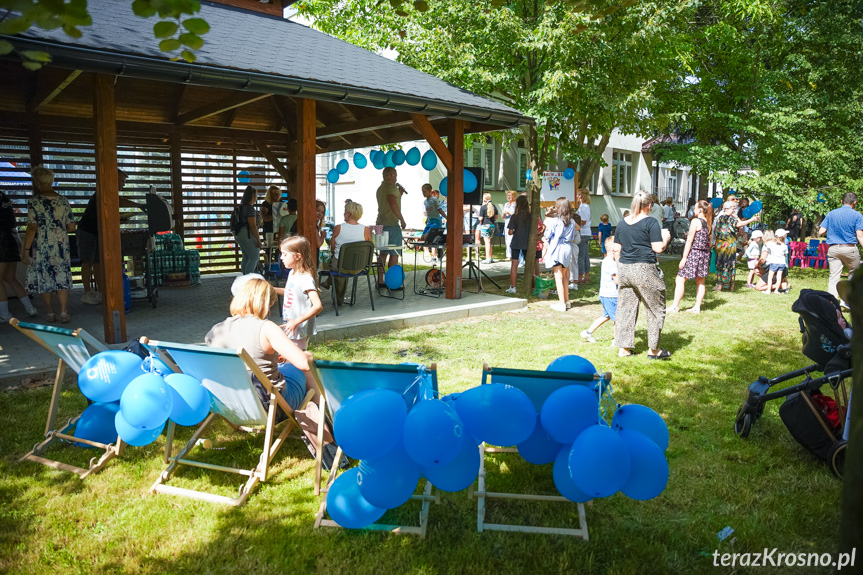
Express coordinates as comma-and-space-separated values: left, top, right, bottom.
78, 169, 143, 304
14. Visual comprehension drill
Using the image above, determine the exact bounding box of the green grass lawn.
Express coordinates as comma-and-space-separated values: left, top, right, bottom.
0, 248, 846, 575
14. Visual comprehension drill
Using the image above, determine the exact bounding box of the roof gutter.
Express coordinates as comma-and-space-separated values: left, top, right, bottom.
4, 36, 531, 129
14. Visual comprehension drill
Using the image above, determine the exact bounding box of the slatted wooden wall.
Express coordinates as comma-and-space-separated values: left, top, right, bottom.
0, 128, 290, 275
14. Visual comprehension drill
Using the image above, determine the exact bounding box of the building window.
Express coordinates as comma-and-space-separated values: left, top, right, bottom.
665, 170, 678, 202
517, 148, 528, 191
611, 151, 633, 195
575, 160, 600, 193
465, 139, 495, 189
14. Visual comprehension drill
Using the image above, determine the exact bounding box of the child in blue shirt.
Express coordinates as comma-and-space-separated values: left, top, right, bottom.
597, 214, 613, 255
581, 237, 618, 343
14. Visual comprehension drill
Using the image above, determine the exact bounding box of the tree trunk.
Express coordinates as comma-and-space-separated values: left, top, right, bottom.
578, 133, 611, 191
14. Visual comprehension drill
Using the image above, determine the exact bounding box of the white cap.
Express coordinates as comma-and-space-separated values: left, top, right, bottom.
231, 273, 265, 296
751, 230, 763, 239
775, 228, 788, 237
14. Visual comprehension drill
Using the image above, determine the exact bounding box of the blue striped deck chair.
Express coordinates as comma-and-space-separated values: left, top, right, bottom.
473, 363, 615, 539
309, 360, 440, 538
143, 339, 316, 507
10, 318, 123, 478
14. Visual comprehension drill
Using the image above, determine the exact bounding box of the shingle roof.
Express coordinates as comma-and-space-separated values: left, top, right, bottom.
5, 0, 526, 127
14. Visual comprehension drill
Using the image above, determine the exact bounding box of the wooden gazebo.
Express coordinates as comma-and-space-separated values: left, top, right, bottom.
0, 0, 529, 342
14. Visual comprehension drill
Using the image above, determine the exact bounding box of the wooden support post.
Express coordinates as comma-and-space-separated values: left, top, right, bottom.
295, 98, 317, 244
445, 119, 464, 300
169, 135, 184, 238
93, 74, 125, 344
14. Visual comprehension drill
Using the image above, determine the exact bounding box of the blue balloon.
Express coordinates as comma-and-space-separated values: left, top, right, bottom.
569, 425, 631, 498
238, 170, 250, 184
383, 150, 396, 168
74, 402, 119, 447
384, 265, 404, 290
114, 410, 164, 447
540, 385, 598, 444
742, 206, 752, 219
526, 169, 532, 181
119, 373, 173, 430
337, 159, 350, 175
142, 355, 173, 377
421, 432, 480, 492
710, 197, 723, 210
517, 415, 563, 465
393, 149, 406, 166
327, 468, 386, 529
353, 152, 367, 169
165, 373, 210, 427
563, 168, 575, 180
357, 439, 420, 509
406, 147, 421, 166
402, 399, 464, 467
553, 444, 592, 502
79, 351, 144, 403
372, 151, 385, 170
333, 389, 406, 460
326, 169, 340, 184
439, 177, 447, 196
611, 404, 669, 451
618, 429, 669, 501
421, 150, 438, 171
547, 354, 596, 375
750, 200, 763, 214
817, 193, 826, 203
451, 384, 536, 447
463, 168, 478, 194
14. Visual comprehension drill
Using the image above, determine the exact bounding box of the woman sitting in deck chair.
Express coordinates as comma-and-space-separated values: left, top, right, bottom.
206, 277, 316, 417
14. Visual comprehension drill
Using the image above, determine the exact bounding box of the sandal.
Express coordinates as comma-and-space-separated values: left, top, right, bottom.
46, 313, 57, 322
647, 350, 672, 360
666, 306, 679, 313
686, 308, 701, 314
618, 349, 638, 358
59, 313, 70, 323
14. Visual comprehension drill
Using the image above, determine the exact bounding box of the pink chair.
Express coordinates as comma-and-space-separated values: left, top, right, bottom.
810, 241, 828, 269
789, 242, 808, 268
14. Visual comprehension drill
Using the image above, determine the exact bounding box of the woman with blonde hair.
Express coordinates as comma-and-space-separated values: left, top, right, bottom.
613, 191, 672, 359
206, 277, 315, 412
576, 189, 592, 284
21, 166, 75, 322
328, 201, 371, 301
260, 185, 281, 239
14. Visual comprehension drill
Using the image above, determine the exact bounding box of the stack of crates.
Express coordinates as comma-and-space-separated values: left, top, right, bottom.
148, 233, 202, 286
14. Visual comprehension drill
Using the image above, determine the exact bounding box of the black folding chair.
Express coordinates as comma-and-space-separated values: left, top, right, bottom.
319, 241, 375, 316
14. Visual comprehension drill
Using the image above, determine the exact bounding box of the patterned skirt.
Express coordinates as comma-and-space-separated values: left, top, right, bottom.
678, 248, 710, 279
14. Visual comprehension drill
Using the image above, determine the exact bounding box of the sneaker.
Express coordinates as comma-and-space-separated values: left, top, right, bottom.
483, 258, 493, 264
565, 301, 571, 310
25, 307, 38, 317
569, 283, 579, 291
550, 302, 567, 312
666, 306, 679, 313
82, 291, 101, 305
505, 286, 517, 294
580, 330, 596, 343
744, 283, 755, 289
550, 290, 558, 296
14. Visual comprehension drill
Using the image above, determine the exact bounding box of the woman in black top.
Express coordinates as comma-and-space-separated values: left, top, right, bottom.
236, 185, 261, 275
613, 191, 672, 359
475, 192, 497, 263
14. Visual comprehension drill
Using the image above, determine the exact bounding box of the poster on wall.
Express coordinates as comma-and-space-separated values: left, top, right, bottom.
540, 172, 575, 203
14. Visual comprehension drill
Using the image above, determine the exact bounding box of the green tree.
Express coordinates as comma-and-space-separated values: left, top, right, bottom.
299, 0, 679, 291
0, 0, 210, 67
653, 0, 863, 225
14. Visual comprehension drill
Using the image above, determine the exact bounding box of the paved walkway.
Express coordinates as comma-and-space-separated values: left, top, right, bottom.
0, 267, 525, 378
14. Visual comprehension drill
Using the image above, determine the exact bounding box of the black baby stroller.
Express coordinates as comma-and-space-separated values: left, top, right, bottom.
733, 289, 852, 478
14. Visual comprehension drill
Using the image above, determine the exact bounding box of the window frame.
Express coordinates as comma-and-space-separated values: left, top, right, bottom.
610, 151, 634, 196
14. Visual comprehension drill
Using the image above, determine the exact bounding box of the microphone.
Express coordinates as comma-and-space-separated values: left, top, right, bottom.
397, 183, 407, 195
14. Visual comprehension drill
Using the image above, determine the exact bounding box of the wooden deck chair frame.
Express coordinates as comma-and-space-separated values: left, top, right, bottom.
472, 364, 614, 539
10, 318, 124, 478
309, 360, 440, 537
143, 339, 316, 507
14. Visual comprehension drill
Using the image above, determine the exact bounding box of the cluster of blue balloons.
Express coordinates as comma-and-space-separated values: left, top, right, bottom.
741, 200, 763, 219
327, 386, 480, 529
75, 350, 211, 448
532, 356, 669, 502
324, 147, 440, 184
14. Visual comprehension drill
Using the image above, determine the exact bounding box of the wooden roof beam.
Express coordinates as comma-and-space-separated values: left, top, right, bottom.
175, 92, 271, 125
251, 139, 291, 184
28, 69, 82, 113
316, 112, 413, 140
411, 113, 453, 172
